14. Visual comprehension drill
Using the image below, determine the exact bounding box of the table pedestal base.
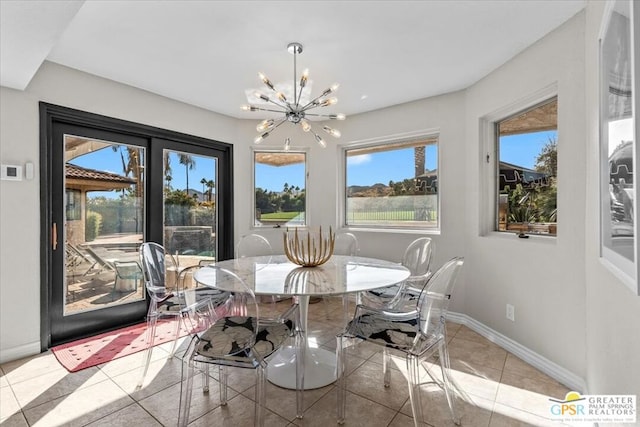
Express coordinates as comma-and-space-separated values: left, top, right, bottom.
267, 346, 336, 390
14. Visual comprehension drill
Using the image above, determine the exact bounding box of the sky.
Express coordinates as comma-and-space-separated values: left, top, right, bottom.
500, 130, 557, 170
69, 130, 558, 196
70, 147, 217, 198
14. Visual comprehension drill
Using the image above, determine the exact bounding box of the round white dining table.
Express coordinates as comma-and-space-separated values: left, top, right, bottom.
193, 254, 410, 390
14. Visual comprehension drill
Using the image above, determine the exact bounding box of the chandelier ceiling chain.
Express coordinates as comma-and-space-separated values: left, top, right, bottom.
241, 42, 346, 149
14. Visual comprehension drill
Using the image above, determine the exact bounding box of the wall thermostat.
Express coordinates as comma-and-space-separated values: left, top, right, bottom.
1, 164, 23, 181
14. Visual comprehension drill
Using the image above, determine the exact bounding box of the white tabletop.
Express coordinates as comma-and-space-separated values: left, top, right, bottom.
194, 254, 410, 296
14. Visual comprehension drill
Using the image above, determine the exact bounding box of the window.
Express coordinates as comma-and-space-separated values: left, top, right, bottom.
65, 188, 82, 221
496, 97, 557, 236
254, 150, 306, 227
345, 137, 438, 229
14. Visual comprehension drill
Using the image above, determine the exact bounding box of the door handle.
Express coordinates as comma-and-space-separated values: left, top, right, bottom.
52, 222, 57, 250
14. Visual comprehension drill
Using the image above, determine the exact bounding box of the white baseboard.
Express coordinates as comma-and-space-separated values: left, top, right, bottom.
0, 341, 41, 364
447, 311, 587, 393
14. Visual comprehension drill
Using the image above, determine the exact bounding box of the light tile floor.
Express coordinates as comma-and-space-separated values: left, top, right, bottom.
0, 298, 571, 426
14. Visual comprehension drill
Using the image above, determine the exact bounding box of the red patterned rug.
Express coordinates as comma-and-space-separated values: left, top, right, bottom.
52, 320, 191, 372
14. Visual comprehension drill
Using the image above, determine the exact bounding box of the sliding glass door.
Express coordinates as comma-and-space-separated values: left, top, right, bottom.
41, 104, 234, 347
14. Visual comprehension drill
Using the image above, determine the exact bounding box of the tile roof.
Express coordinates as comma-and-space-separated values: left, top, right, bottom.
66, 163, 136, 184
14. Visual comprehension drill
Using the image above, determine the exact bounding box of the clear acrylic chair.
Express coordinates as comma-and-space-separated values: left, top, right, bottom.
178, 266, 305, 427
333, 232, 359, 320
137, 242, 228, 388
236, 233, 273, 258
337, 257, 464, 426
237, 234, 289, 309
360, 237, 434, 311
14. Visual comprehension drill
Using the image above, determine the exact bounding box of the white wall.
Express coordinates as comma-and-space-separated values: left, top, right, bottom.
0, 62, 238, 361
584, 1, 640, 399
234, 91, 468, 311
464, 12, 587, 381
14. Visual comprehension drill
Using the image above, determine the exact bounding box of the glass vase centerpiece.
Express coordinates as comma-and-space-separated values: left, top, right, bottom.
284, 226, 335, 267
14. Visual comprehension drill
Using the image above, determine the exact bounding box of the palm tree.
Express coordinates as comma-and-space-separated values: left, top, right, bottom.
200, 178, 207, 202
113, 146, 143, 198
178, 154, 196, 194
206, 179, 215, 202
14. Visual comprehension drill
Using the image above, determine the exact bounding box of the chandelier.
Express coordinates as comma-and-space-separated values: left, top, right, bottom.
241, 42, 346, 149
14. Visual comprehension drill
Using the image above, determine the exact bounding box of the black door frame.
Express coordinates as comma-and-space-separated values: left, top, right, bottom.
39, 102, 234, 350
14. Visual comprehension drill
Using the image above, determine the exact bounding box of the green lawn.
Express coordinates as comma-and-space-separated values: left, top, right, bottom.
259, 211, 302, 221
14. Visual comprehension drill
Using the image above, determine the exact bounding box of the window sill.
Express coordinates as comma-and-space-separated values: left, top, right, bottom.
341, 226, 441, 236
483, 230, 557, 244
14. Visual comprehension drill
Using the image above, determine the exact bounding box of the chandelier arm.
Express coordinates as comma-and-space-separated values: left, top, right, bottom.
266, 98, 291, 110
304, 113, 339, 118
296, 84, 305, 111
269, 117, 289, 132
299, 94, 331, 112
303, 122, 326, 147
252, 106, 289, 114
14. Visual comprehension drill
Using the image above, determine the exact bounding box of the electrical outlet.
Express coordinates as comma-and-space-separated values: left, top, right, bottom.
506, 304, 515, 322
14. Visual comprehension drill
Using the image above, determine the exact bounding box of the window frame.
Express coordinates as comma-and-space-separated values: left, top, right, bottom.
340, 132, 440, 232
251, 147, 309, 229
495, 97, 558, 236
479, 84, 558, 239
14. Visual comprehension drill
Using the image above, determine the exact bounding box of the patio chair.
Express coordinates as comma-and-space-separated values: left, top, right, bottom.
137, 242, 229, 388
178, 266, 305, 426
67, 243, 107, 276
113, 260, 142, 293
337, 257, 465, 426
81, 246, 118, 275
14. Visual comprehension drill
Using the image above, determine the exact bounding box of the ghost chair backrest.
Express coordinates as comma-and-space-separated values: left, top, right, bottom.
236, 234, 273, 258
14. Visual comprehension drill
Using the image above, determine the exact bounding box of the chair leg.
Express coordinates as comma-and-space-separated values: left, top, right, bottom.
219, 366, 228, 405
336, 334, 347, 424
255, 364, 267, 427
407, 354, 424, 427
382, 347, 391, 387
137, 312, 158, 388
167, 316, 182, 357
295, 325, 305, 419
439, 344, 461, 425
202, 364, 210, 393
342, 294, 350, 326
178, 339, 197, 427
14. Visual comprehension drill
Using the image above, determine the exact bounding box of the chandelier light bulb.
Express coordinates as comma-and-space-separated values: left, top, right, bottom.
329, 113, 346, 120
300, 69, 309, 87
314, 133, 327, 148
320, 97, 338, 107
256, 119, 274, 132
321, 84, 339, 97
241, 105, 257, 111
254, 91, 270, 102
258, 72, 275, 91
284, 138, 291, 151
276, 92, 287, 103
323, 126, 341, 138
301, 119, 311, 132
254, 132, 270, 144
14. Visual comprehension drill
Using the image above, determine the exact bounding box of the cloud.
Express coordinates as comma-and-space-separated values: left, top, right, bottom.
347, 154, 372, 166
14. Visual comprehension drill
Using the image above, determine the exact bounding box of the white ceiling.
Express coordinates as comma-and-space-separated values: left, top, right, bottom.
1, 0, 585, 119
